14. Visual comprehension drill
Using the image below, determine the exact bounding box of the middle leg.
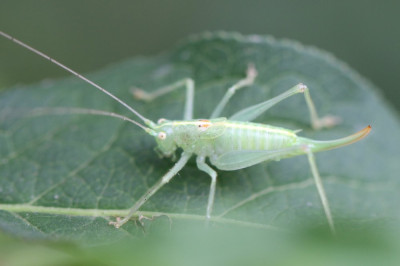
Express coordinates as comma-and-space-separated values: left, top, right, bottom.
196, 156, 218, 224
210, 64, 258, 118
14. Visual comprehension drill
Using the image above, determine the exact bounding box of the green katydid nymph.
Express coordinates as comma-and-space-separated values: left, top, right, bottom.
0, 31, 371, 233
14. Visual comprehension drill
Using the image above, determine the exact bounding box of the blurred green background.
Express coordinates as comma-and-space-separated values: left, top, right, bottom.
1, 0, 399, 111
1, 1, 400, 265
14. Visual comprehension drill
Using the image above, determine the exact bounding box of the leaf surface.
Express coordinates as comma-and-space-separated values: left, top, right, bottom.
0, 32, 399, 243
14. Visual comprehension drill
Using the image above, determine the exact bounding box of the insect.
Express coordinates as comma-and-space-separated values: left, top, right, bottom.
1, 31, 371, 233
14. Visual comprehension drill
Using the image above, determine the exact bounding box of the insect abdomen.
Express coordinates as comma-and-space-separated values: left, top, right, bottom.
213, 121, 297, 154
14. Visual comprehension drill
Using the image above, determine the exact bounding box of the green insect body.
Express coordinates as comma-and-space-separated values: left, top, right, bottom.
154, 118, 369, 171
1, 31, 371, 234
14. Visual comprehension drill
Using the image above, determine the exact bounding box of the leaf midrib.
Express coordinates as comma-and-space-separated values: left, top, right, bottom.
0, 203, 282, 231
1, 174, 390, 229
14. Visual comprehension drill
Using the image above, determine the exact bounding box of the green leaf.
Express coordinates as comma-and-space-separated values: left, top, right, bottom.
0, 32, 399, 244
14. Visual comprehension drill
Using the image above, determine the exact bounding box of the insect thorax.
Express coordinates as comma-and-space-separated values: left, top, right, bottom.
153, 118, 227, 157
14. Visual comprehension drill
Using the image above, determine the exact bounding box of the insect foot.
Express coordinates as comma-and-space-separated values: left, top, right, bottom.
297, 83, 342, 130
246, 63, 258, 82
109, 217, 122, 229
312, 115, 342, 130
138, 214, 173, 231
131, 87, 153, 101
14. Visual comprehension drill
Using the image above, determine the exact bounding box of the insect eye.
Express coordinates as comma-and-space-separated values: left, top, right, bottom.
158, 132, 167, 140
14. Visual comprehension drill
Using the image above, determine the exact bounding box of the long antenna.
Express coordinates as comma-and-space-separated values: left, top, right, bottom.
0, 31, 153, 126
31, 107, 153, 133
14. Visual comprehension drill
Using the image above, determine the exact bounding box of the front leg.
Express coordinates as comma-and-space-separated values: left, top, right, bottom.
132, 78, 195, 120
196, 156, 218, 225
109, 152, 192, 228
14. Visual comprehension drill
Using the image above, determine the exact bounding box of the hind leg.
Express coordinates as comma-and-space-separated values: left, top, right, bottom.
230, 83, 340, 130
304, 146, 335, 234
